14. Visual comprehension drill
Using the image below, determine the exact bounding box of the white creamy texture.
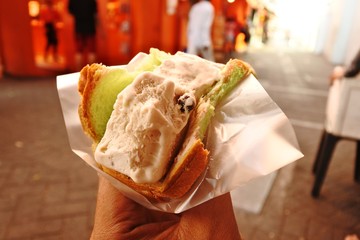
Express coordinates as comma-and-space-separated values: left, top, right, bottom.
95, 52, 223, 183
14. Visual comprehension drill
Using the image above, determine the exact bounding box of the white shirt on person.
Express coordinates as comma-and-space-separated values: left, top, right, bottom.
187, 0, 214, 55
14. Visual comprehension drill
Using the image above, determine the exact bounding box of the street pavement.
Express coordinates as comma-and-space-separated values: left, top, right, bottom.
233, 48, 360, 240
0, 46, 359, 239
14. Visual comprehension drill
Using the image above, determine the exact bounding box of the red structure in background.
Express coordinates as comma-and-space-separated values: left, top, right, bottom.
0, 0, 249, 77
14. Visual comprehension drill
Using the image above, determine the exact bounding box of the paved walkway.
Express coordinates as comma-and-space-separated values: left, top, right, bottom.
0, 47, 359, 239
233, 48, 360, 240
0, 76, 98, 239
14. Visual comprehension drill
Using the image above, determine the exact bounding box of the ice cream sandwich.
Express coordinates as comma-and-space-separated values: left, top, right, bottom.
78, 48, 253, 200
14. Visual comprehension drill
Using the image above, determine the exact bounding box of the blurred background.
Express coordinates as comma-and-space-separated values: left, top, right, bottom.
0, 0, 359, 239
1, 0, 359, 76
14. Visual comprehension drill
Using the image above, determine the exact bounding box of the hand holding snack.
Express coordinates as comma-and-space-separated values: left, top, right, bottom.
57, 48, 302, 212
91, 175, 242, 240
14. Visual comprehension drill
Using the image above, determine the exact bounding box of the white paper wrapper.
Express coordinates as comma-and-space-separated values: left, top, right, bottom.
56, 62, 303, 213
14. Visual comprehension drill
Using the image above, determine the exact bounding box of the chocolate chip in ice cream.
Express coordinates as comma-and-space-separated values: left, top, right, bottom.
178, 93, 195, 113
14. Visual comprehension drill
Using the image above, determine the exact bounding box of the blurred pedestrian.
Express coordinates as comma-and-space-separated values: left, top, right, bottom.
260, 7, 270, 44
187, 0, 215, 61
224, 17, 239, 55
329, 48, 360, 85
239, 22, 251, 45
40, 0, 61, 62
68, 0, 98, 69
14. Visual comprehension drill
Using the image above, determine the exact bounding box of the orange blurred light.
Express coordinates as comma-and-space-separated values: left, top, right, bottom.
28, 1, 40, 17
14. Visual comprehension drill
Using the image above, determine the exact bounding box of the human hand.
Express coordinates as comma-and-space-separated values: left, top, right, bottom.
329, 66, 345, 86
91, 175, 242, 240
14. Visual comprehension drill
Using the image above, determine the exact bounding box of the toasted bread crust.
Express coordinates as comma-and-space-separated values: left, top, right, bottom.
78, 64, 105, 143
100, 139, 209, 200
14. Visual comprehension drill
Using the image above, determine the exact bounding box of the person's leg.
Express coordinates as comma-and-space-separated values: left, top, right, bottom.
45, 41, 51, 61
86, 34, 96, 64
47, 23, 59, 61
53, 43, 59, 62
187, 42, 198, 56
44, 23, 53, 61
52, 34, 59, 62
75, 33, 85, 69
199, 46, 215, 61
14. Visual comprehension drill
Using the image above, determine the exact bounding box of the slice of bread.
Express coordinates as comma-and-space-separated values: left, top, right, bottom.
78, 51, 253, 201
78, 64, 136, 143
78, 48, 171, 143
